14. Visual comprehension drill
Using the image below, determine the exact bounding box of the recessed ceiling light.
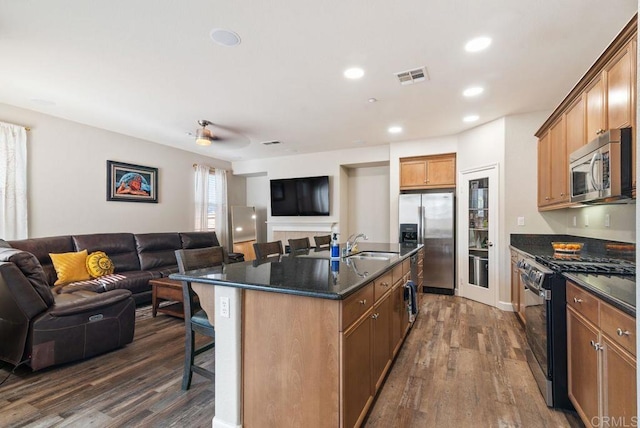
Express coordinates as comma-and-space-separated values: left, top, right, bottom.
465, 37, 492, 52
463, 115, 479, 123
344, 67, 365, 79
388, 126, 403, 134
463, 86, 484, 97
368, 98, 378, 103
210, 28, 241, 47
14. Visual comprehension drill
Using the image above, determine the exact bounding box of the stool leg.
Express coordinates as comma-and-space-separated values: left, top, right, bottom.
182, 327, 195, 390
152, 285, 158, 318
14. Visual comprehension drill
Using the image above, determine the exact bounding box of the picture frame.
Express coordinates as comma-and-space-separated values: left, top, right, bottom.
106, 160, 158, 203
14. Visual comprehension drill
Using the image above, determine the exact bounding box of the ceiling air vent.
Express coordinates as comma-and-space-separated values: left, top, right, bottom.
262, 140, 281, 146
395, 66, 429, 85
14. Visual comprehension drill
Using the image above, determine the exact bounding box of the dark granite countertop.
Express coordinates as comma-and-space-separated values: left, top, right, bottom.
510, 234, 636, 315
170, 242, 422, 300
564, 273, 635, 316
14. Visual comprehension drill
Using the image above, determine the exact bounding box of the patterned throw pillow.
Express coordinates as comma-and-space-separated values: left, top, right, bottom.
50, 249, 91, 285
86, 251, 115, 278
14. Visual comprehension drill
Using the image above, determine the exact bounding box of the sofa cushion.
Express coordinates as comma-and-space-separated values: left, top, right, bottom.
135, 233, 182, 271
57, 270, 156, 296
9, 236, 75, 286
73, 233, 140, 273
180, 232, 220, 249
50, 250, 91, 285
0, 247, 54, 307
86, 251, 115, 278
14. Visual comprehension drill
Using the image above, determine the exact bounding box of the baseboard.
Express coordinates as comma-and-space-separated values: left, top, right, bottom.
422, 286, 454, 296
497, 300, 515, 312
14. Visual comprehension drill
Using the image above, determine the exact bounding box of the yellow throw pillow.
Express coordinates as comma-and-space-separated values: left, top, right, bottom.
86, 251, 115, 278
50, 250, 91, 285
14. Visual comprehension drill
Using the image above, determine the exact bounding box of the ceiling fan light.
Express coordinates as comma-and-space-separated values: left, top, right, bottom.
195, 128, 212, 146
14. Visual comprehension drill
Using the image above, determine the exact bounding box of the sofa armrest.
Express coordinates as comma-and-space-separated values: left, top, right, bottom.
49, 289, 133, 317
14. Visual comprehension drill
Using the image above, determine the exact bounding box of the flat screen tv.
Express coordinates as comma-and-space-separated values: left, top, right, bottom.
270, 175, 330, 216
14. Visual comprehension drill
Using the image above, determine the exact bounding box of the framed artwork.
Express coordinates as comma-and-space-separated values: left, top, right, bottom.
106, 160, 158, 203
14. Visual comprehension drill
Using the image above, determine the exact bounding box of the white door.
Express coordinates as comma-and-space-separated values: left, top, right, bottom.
458, 165, 499, 307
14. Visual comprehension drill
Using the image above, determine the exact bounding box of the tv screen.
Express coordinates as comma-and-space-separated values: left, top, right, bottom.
270, 176, 329, 216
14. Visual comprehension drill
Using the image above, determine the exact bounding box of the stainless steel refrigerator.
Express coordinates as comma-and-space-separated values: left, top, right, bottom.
399, 191, 455, 294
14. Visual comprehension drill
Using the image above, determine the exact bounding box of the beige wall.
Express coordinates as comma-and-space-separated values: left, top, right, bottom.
0, 103, 241, 238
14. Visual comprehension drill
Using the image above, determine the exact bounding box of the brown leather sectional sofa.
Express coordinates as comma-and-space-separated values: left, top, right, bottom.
8, 231, 231, 304
0, 231, 237, 371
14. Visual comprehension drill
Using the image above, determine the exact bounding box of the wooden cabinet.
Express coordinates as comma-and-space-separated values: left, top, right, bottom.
343, 309, 373, 428
400, 153, 456, 190
566, 281, 637, 427
509, 250, 525, 324
585, 74, 606, 140
536, 17, 637, 209
372, 293, 392, 391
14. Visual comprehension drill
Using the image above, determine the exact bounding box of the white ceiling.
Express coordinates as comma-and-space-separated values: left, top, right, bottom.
0, 1, 637, 161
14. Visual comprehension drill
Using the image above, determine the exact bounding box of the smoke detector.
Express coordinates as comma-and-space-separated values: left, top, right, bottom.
395, 66, 429, 85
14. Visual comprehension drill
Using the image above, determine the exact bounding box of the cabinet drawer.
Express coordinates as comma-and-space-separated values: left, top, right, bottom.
566, 281, 599, 325
342, 283, 374, 330
374, 273, 393, 301
600, 301, 636, 356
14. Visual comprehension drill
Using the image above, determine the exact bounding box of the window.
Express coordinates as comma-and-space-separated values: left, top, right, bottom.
207, 172, 216, 231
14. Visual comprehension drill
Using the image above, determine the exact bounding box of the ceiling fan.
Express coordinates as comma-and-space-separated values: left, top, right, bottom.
192, 119, 251, 148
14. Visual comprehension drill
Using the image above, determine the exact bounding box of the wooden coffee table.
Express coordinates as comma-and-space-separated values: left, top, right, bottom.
150, 277, 191, 318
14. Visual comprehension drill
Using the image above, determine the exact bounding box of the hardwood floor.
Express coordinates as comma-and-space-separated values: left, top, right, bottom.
0, 295, 582, 427
365, 294, 582, 428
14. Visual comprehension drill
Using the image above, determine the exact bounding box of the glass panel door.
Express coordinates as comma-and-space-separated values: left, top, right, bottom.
468, 178, 489, 288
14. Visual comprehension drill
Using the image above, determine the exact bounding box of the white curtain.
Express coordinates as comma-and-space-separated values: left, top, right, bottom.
214, 168, 229, 250
0, 122, 28, 240
194, 164, 210, 231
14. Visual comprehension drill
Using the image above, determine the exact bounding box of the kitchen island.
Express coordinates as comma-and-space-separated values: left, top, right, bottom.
171, 242, 423, 428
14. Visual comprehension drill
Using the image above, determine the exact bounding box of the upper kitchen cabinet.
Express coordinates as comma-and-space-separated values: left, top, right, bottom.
400, 153, 456, 190
535, 15, 637, 210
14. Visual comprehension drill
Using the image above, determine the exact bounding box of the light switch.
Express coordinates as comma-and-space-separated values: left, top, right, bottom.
517, 216, 525, 226
220, 296, 230, 318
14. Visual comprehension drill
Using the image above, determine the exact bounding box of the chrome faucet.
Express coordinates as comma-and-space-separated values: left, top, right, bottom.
344, 233, 368, 255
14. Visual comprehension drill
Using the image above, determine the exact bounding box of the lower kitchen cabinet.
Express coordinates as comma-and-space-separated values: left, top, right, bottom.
566, 281, 637, 427
343, 310, 373, 428
372, 293, 393, 391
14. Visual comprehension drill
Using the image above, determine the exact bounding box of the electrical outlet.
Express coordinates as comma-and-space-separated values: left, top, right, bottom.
572, 216, 577, 227
605, 214, 610, 228
517, 216, 525, 226
220, 296, 230, 318
584, 215, 589, 227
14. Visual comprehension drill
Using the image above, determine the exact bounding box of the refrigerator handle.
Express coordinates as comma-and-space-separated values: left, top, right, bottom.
418, 205, 424, 241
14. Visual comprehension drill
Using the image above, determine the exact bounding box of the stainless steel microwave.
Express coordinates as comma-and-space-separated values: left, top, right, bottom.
569, 128, 633, 204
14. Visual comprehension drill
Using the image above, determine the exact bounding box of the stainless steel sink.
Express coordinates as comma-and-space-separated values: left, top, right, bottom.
347, 251, 398, 260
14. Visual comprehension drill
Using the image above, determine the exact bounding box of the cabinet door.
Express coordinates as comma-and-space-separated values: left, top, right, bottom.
426, 155, 456, 187
586, 74, 606, 141
567, 308, 600, 424
566, 95, 586, 156
372, 294, 392, 391
342, 313, 373, 428
537, 132, 551, 207
602, 336, 637, 422
390, 283, 404, 357
400, 160, 427, 188
606, 40, 635, 130
549, 117, 568, 202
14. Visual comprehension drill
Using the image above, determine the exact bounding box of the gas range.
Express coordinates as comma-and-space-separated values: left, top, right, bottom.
535, 255, 636, 276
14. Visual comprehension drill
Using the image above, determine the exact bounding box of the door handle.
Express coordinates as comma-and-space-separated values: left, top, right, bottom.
487, 241, 493, 247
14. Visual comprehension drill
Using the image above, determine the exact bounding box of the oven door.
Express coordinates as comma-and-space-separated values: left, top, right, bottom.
522, 277, 553, 406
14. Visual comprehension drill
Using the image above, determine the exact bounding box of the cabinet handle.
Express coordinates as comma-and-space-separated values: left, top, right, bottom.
573, 297, 583, 304
380, 282, 389, 287
371, 313, 379, 320
616, 328, 631, 337
590, 340, 603, 351
545, 197, 550, 201
359, 299, 367, 305
596, 129, 605, 135
560, 192, 564, 196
